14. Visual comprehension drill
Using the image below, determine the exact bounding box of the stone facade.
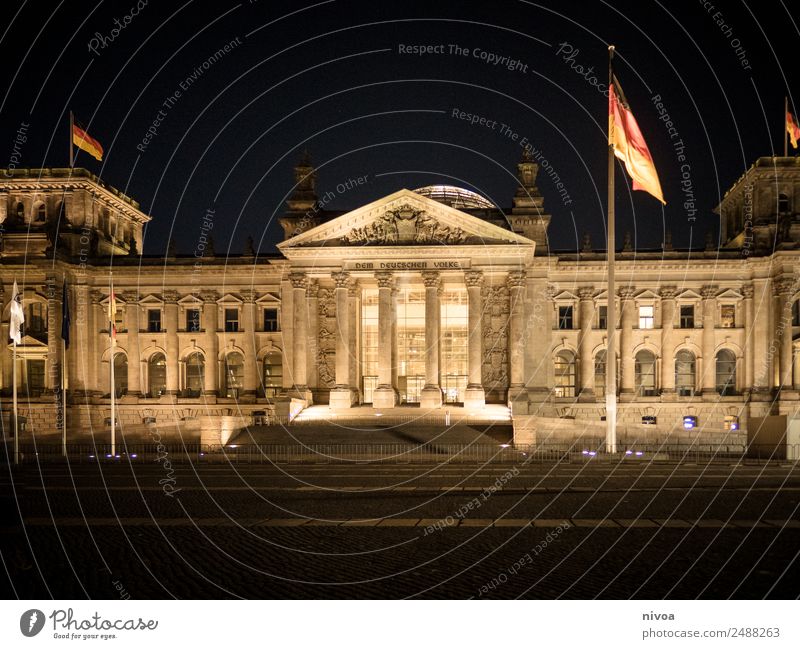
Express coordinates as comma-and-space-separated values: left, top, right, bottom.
3, 155, 800, 447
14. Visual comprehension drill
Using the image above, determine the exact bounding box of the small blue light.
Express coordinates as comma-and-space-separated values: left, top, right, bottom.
625, 450, 633, 455
635, 451, 643, 456
588, 451, 597, 457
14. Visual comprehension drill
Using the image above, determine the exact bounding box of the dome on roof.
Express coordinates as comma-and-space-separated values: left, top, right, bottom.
413, 185, 495, 209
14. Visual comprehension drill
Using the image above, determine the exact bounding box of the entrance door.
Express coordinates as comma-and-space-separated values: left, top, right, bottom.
442, 374, 467, 404
399, 375, 425, 403
362, 375, 378, 404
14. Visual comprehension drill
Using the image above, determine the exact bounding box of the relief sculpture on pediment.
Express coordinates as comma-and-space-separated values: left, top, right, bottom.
341, 204, 466, 245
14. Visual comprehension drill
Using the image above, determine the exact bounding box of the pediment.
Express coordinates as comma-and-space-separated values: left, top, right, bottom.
217, 293, 242, 305
552, 290, 578, 301
278, 189, 534, 252
717, 288, 743, 301
255, 293, 280, 305
676, 289, 703, 301
139, 294, 164, 305
8, 335, 48, 352
178, 295, 203, 306
634, 289, 660, 300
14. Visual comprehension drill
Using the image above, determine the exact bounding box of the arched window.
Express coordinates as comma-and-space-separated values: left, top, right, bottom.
34, 203, 46, 223
779, 193, 790, 213
593, 350, 619, 398
262, 351, 282, 399
793, 300, 800, 327
113, 353, 128, 397
15, 202, 24, 221
635, 350, 657, 395
148, 353, 166, 397
716, 349, 737, 395
224, 352, 244, 398
554, 351, 576, 398
185, 352, 204, 396
675, 349, 696, 396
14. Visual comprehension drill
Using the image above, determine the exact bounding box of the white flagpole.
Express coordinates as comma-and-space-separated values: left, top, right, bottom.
13, 340, 18, 465
110, 275, 116, 457
61, 338, 67, 457
606, 45, 618, 454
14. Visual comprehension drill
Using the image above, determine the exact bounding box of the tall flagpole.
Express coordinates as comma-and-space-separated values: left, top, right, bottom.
109, 274, 116, 457
606, 45, 618, 454
12, 340, 18, 465
61, 337, 66, 457
69, 111, 74, 168
785, 97, 789, 157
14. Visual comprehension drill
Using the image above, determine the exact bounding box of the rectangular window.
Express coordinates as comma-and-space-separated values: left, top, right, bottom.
558, 305, 573, 330
27, 303, 45, 335
680, 305, 694, 328
186, 308, 201, 332
639, 305, 654, 329
224, 308, 239, 332
598, 305, 607, 330
720, 304, 735, 328
147, 309, 162, 332
263, 308, 279, 332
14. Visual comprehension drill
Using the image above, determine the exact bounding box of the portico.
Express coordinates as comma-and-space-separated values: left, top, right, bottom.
277, 189, 536, 410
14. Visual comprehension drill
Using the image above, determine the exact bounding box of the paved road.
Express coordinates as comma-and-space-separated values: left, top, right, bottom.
2, 460, 799, 599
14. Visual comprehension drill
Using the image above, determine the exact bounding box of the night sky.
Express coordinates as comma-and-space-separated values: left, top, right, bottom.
2, 0, 799, 256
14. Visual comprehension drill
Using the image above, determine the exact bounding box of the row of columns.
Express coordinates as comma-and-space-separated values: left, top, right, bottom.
288, 268, 522, 409
572, 283, 762, 397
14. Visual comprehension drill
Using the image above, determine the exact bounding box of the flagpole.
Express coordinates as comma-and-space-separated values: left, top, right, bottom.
786, 97, 792, 157
109, 274, 116, 457
61, 337, 67, 457
69, 111, 74, 168
13, 340, 18, 465
606, 45, 618, 454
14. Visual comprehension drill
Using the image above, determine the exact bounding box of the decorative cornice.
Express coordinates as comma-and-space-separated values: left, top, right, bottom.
618, 286, 636, 300
239, 290, 256, 304
200, 290, 218, 304
306, 279, 319, 299
577, 286, 595, 300
741, 283, 754, 299
162, 290, 179, 304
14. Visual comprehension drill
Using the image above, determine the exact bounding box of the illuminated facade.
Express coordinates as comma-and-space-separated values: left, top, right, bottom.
2, 155, 800, 446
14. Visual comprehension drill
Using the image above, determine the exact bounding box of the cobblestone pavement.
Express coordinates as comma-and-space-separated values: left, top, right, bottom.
2, 461, 799, 599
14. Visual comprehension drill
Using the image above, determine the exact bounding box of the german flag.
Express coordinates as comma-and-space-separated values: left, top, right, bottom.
72, 121, 103, 161
787, 110, 800, 149
609, 75, 665, 204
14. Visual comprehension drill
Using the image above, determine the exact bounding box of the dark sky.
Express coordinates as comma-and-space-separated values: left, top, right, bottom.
2, 0, 799, 255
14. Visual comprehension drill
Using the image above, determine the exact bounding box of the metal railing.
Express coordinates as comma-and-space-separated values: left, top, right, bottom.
2, 442, 797, 465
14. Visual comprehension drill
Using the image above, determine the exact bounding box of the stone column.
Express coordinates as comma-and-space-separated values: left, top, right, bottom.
288, 272, 311, 401
618, 286, 636, 395
201, 290, 218, 396
45, 275, 59, 391
306, 280, 319, 391
0, 286, 5, 390
742, 283, 754, 391
391, 287, 399, 390
776, 278, 794, 391
421, 271, 443, 408
90, 290, 104, 395
330, 271, 356, 408
659, 286, 678, 395
701, 285, 717, 394
241, 290, 258, 398
123, 290, 141, 396
164, 290, 180, 396
464, 270, 485, 408
577, 286, 595, 400
348, 281, 360, 399
373, 271, 397, 408
507, 271, 527, 410
752, 278, 772, 392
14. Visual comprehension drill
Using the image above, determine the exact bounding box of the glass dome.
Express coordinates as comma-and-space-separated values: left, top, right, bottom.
413, 185, 495, 209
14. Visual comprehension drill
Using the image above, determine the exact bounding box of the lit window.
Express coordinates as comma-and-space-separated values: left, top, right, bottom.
720, 305, 735, 328
554, 351, 576, 397
558, 306, 573, 330
635, 350, 657, 395
225, 308, 239, 332
716, 350, 737, 395
639, 305, 654, 329
675, 350, 696, 396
